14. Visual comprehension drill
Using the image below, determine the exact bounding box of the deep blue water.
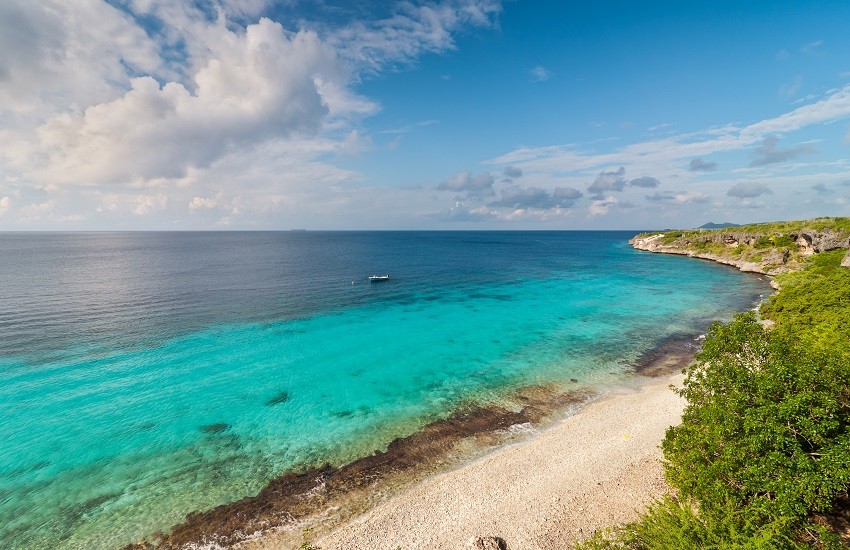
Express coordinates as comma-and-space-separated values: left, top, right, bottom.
0, 231, 770, 548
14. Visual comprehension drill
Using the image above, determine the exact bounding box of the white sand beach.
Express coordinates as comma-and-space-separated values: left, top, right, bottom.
306, 373, 686, 550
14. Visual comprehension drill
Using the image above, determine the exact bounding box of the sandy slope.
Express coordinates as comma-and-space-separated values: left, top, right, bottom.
311, 374, 685, 550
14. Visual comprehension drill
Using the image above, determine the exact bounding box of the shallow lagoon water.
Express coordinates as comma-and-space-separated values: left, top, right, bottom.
0, 231, 769, 548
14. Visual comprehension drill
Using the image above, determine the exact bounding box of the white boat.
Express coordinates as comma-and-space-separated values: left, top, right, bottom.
368, 275, 389, 282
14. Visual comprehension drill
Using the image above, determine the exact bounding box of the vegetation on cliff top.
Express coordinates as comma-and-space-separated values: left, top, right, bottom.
643, 217, 850, 239
633, 217, 850, 274
581, 229, 850, 549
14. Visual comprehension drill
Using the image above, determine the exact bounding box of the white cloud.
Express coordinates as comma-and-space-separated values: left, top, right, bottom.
674, 191, 710, 204
779, 75, 802, 98
587, 167, 627, 197
489, 85, 850, 175
189, 195, 222, 211
0, 1, 501, 228
19, 201, 54, 221
0, 196, 10, 215
503, 166, 522, 178
437, 170, 496, 198
589, 196, 618, 216
32, 19, 360, 186
688, 158, 717, 172
727, 182, 773, 198
133, 193, 169, 215
329, 0, 502, 73
488, 185, 582, 209
629, 176, 660, 188
801, 40, 823, 55
743, 86, 850, 137
749, 135, 815, 166
0, 0, 162, 115
529, 66, 550, 82
430, 201, 497, 222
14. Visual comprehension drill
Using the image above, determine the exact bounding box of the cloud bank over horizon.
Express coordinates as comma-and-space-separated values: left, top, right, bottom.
0, 1, 849, 229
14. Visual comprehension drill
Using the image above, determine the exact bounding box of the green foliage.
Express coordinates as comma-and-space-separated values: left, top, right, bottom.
733, 217, 850, 235
583, 243, 850, 548
753, 236, 773, 249
761, 250, 850, 351
577, 496, 812, 550
660, 230, 684, 244
773, 234, 796, 248
664, 314, 850, 536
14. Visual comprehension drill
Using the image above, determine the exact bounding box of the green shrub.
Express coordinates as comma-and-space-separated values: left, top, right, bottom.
773, 234, 796, 248
577, 496, 810, 549
664, 314, 850, 536
760, 250, 850, 351
661, 231, 684, 244
753, 236, 773, 249
582, 243, 850, 548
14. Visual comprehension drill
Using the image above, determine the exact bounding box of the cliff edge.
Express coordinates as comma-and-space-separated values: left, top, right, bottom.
630, 217, 850, 275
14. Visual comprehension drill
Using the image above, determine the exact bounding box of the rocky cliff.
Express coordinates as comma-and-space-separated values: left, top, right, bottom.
630, 220, 850, 275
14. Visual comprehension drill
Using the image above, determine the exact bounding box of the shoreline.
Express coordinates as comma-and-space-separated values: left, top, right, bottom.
125, 331, 700, 550
120, 241, 772, 550
307, 371, 687, 550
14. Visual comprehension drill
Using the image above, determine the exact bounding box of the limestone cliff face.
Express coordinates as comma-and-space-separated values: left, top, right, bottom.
630, 228, 850, 275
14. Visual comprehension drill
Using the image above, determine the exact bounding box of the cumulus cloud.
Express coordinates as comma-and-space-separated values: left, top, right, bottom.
33, 19, 364, 185
750, 135, 816, 167
629, 176, 660, 188
19, 201, 54, 221
0, 0, 162, 115
437, 170, 495, 198
488, 186, 582, 209
587, 167, 626, 198
688, 158, 718, 172
133, 193, 169, 215
189, 195, 222, 210
674, 191, 710, 204
0, 0, 503, 228
727, 182, 773, 198
589, 196, 618, 216
811, 182, 830, 193
529, 66, 550, 82
503, 166, 522, 178
429, 201, 496, 222
0, 196, 10, 215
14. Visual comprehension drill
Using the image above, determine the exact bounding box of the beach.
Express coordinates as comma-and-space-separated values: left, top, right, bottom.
239, 371, 687, 550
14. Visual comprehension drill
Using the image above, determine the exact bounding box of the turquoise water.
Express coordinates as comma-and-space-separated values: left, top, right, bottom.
0, 232, 769, 548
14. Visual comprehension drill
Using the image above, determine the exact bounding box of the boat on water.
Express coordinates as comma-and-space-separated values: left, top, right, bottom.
368, 275, 390, 282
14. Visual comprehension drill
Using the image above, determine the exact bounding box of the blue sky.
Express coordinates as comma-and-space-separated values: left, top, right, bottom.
1, 1, 849, 229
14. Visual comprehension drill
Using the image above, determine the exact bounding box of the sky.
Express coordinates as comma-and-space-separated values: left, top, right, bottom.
1, 1, 850, 230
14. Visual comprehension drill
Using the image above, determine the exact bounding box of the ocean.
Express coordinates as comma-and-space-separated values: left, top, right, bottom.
0, 231, 769, 549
